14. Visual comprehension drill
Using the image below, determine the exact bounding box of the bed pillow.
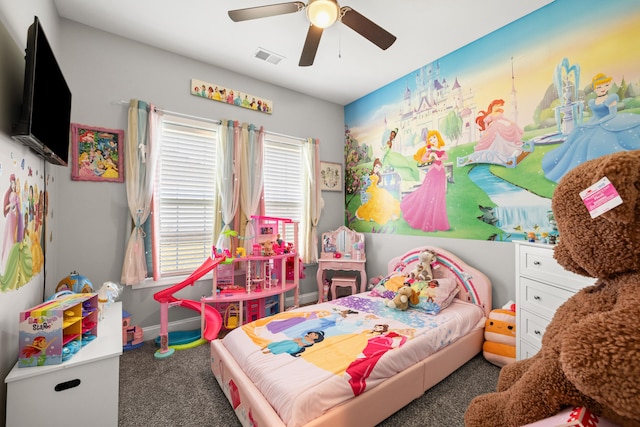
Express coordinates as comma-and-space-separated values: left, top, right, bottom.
369, 273, 407, 299
409, 278, 459, 315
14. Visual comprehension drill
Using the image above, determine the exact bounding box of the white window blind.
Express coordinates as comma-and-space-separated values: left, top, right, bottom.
155, 115, 218, 276
263, 134, 304, 244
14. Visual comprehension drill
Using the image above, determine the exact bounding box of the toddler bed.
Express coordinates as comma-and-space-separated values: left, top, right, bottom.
210, 245, 492, 427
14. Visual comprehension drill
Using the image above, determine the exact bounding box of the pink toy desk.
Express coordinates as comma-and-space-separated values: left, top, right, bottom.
316, 226, 366, 303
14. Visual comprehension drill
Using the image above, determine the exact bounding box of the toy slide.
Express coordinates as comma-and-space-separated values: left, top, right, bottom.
153, 256, 225, 358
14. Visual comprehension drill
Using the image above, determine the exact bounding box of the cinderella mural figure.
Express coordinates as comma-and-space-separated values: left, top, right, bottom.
400, 130, 450, 232
356, 158, 401, 225
542, 73, 640, 183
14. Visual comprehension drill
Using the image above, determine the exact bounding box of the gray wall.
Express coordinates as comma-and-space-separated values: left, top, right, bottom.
54, 19, 349, 330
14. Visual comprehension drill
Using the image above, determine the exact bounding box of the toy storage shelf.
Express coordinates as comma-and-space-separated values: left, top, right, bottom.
17, 293, 99, 367
5, 302, 123, 427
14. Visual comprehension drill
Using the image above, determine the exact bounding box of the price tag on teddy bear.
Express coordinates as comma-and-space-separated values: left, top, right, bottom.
579, 176, 622, 219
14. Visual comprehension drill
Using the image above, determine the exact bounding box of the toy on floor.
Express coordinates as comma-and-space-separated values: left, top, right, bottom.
153, 255, 225, 359
482, 302, 516, 367
122, 310, 144, 351
465, 150, 640, 427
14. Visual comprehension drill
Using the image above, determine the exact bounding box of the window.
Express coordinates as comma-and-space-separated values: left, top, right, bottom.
150, 115, 218, 279
263, 133, 304, 245
143, 115, 306, 287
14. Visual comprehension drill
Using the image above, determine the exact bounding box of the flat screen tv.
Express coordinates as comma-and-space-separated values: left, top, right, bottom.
12, 16, 72, 166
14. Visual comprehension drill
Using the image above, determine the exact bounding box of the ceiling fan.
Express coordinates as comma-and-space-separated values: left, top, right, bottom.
228, 0, 396, 67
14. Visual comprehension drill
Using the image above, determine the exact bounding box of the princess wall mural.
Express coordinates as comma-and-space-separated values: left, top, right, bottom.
344, 0, 640, 241
0, 154, 47, 293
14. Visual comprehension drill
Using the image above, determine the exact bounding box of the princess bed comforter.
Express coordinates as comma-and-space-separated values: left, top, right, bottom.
216, 293, 485, 427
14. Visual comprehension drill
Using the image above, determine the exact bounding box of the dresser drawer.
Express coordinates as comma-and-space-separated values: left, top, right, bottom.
319, 260, 363, 271
519, 277, 574, 320
519, 308, 550, 348
518, 338, 541, 360
518, 245, 594, 291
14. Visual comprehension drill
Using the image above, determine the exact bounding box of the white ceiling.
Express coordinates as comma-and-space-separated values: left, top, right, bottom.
53, 0, 554, 106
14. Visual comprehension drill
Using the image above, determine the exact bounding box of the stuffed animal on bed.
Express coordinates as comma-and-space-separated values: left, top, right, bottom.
465, 150, 640, 427
386, 285, 418, 311
410, 249, 437, 281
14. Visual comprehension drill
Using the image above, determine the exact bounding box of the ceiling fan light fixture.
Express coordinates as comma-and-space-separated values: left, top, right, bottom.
306, 0, 339, 28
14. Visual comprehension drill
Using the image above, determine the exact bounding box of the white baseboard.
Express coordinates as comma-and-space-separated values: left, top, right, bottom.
142, 291, 319, 341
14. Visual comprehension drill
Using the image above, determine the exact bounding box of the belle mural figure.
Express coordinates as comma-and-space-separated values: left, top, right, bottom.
542, 73, 640, 183
355, 158, 401, 225
400, 130, 450, 232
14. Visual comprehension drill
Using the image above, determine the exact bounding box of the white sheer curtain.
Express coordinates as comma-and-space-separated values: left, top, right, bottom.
215, 120, 240, 251
239, 123, 264, 228
121, 100, 161, 285
301, 138, 323, 263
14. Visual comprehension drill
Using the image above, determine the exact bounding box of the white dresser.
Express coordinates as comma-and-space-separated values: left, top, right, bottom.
514, 242, 595, 360
5, 301, 123, 427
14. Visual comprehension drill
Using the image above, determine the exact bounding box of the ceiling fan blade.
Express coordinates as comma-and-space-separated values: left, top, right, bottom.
299, 25, 323, 67
228, 2, 305, 22
340, 7, 396, 50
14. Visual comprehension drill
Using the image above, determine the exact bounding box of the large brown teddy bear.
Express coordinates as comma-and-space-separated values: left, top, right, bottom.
465, 150, 640, 427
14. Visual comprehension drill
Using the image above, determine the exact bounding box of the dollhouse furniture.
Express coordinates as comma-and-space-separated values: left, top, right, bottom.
5, 302, 122, 427
201, 216, 299, 328
514, 242, 595, 360
330, 275, 358, 300
210, 245, 492, 427
316, 226, 366, 303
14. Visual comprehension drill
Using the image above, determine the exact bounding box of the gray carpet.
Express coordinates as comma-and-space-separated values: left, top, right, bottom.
118, 340, 501, 427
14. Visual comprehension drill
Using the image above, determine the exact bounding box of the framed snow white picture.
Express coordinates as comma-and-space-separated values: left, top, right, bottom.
320, 161, 342, 192
71, 123, 124, 183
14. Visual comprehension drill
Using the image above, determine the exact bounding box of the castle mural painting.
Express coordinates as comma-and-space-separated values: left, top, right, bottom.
344, 0, 640, 242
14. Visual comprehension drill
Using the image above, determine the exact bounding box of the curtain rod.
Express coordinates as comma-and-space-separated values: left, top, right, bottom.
114, 100, 221, 125
265, 130, 309, 144
114, 100, 314, 143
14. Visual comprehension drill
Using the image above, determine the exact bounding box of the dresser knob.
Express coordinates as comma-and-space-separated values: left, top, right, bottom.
534, 330, 542, 335
533, 295, 541, 300
533, 261, 541, 266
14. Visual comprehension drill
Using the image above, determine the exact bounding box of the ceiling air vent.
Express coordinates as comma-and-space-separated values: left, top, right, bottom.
254, 48, 284, 65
